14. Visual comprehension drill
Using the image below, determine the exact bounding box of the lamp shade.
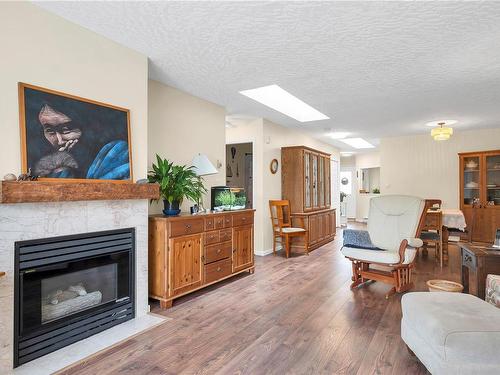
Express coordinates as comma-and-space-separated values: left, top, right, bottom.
431, 125, 453, 141
191, 153, 218, 176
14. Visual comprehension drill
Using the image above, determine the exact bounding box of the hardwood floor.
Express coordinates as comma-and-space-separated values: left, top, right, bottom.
60, 225, 461, 375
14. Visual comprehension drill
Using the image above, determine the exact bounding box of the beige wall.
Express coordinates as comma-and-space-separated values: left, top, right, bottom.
148, 80, 226, 213
0, 2, 148, 180
227, 118, 340, 255
380, 128, 500, 208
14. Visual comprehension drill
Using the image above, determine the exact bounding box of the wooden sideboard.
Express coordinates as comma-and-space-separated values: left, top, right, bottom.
148, 209, 254, 308
459, 242, 500, 299
281, 146, 336, 253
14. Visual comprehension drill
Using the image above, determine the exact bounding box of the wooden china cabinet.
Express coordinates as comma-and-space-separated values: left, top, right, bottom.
459, 150, 500, 243
281, 146, 336, 252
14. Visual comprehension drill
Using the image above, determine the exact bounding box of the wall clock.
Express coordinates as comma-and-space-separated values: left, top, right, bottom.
270, 159, 279, 174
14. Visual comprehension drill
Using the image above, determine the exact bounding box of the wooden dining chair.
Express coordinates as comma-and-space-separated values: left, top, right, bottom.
269, 200, 308, 258
420, 199, 444, 267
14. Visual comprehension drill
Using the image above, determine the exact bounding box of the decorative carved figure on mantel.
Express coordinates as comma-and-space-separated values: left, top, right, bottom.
17, 168, 38, 181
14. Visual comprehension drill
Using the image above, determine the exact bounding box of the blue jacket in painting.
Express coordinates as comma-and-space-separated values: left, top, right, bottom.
86, 140, 130, 180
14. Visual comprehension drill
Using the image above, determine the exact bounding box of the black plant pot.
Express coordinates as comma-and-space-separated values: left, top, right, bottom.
163, 199, 181, 216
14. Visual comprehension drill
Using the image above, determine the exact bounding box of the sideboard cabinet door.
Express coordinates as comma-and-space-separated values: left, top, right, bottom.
233, 225, 253, 273
168, 234, 203, 296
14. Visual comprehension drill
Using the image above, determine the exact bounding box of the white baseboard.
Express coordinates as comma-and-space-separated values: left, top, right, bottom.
254, 247, 278, 256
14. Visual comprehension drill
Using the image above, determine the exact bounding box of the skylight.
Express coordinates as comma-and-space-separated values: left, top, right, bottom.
340, 138, 375, 149
328, 132, 349, 139
239, 85, 329, 122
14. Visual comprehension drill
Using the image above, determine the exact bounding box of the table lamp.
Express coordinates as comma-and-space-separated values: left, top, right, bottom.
191, 153, 218, 213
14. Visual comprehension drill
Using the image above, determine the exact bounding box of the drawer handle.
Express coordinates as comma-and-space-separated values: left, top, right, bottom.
242, 217, 247, 221
216, 249, 222, 254
217, 267, 222, 272
185, 224, 192, 229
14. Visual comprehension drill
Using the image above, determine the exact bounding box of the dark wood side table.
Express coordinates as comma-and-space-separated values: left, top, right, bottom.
459, 242, 500, 299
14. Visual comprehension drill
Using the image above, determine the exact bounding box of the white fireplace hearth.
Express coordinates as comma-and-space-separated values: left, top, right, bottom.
0, 199, 157, 373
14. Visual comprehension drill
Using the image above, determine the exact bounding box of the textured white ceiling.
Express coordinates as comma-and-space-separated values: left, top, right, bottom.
35, 1, 500, 150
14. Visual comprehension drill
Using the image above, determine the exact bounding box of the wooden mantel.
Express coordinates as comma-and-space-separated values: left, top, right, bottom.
0, 181, 159, 204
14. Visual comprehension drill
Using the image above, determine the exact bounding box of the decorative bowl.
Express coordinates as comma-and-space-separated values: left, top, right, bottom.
465, 160, 478, 169
465, 181, 479, 188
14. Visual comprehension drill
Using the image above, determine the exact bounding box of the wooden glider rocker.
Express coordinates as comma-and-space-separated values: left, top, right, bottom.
341, 195, 431, 298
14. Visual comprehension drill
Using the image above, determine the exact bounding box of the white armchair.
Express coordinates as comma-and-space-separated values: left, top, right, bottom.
341, 195, 427, 298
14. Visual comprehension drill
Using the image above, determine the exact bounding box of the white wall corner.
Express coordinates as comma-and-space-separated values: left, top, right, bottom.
254, 247, 276, 256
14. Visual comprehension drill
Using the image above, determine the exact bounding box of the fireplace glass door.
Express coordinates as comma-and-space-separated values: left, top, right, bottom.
20, 251, 130, 337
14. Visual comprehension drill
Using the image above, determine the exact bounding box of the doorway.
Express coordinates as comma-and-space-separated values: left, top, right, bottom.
226, 142, 253, 208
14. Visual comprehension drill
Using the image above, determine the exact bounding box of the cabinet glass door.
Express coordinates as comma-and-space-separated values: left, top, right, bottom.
319, 156, 325, 207
304, 152, 311, 209
312, 154, 318, 208
486, 153, 500, 207
462, 155, 481, 206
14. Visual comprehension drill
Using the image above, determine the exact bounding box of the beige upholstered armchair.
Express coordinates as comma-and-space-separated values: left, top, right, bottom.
341, 195, 427, 298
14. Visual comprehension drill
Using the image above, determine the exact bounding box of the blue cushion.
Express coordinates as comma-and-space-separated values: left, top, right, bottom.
342, 229, 382, 250
420, 231, 440, 241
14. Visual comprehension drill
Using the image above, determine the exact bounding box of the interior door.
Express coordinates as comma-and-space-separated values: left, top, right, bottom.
244, 153, 253, 208
169, 234, 202, 296
232, 225, 253, 272
331, 159, 340, 225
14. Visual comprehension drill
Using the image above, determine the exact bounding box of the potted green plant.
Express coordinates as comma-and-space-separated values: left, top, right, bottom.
148, 155, 207, 216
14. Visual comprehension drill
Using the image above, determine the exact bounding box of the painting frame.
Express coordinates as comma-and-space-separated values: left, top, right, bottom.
18, 82, 133, 183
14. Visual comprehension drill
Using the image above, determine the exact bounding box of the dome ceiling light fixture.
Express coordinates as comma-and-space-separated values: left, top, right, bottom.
429, 121, 455, 141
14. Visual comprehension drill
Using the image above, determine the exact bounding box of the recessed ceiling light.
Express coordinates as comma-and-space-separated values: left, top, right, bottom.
426, 120, 457, 127
239, 84, 329, 122
328, 132, 349, 139
339, 138, 375, 149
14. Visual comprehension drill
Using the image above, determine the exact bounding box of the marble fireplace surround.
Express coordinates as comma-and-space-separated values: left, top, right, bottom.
0, 199, 160, 373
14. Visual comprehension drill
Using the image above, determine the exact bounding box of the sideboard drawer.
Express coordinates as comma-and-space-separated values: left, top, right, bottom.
223, 215, 233, 228
232, 213, 253, 227
204, 241, 232, 264
204, 230, 220, 245
170, 219, 204, 237
205, 217, 215, 231
220, 228, 232, 242
214, 216, 225, 229
204, 258, 232, 284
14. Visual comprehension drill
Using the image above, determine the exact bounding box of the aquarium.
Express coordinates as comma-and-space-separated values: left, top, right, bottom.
211, 186, 247, 211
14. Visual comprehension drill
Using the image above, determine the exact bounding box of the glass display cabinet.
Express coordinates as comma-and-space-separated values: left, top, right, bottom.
459, 150, 500, 243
